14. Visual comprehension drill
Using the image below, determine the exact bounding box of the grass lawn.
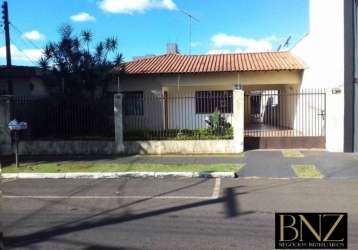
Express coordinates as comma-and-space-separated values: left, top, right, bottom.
282, 150, 304, 158
2, 163, 244, 173
291, 164, 323, 178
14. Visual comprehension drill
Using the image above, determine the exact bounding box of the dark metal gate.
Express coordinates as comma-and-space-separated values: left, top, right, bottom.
244, 89, 326, 149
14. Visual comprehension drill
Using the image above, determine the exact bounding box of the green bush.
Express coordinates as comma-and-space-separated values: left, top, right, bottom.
124, 127, 233, 141
205, 110, 232, 136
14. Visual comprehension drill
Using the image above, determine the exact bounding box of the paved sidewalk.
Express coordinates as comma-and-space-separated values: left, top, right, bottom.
240, 150, 358, 179
2, 150, 358, 179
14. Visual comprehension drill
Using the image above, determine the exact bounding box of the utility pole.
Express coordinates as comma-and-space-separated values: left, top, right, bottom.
2, 0, 13, 94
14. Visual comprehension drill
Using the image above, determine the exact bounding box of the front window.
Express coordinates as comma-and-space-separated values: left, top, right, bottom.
195, 91, 233, 114
123, 91, 144, 116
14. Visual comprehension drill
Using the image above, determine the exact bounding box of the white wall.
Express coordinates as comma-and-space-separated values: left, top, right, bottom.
291, 0, 345, 151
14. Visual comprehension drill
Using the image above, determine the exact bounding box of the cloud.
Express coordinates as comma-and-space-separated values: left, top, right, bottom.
99, 0, 177, 14
211, 33, 274, 52
70, 12, 96, 22
0, 44, 42, 62
21, 30, 45, 41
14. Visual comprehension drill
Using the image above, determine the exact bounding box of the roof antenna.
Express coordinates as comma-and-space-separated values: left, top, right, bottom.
277, 35, 292, 51
180, 9, 200, 55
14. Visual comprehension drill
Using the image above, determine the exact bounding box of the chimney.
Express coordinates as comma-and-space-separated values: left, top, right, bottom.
166, 43, 179, 54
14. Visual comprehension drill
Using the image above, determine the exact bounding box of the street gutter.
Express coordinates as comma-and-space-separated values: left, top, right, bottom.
1, 172, 236, 179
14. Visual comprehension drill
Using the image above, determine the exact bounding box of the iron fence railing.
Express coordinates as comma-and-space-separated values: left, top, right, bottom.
244, 89, 326, 137
123, 93, 234, 140
12, 96, 115, 140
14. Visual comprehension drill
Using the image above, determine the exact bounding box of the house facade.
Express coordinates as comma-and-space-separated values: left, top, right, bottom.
109, 52, 332, 150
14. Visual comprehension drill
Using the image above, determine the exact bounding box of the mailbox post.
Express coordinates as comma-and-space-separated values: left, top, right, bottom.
8, 119, 28, 168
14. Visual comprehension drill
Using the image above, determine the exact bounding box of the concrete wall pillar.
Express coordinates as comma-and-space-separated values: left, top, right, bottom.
233, 89, 244, 152
0, 95, 12, 155
114, 93, 124, 153
326, 88, 344, 152
355, 83, 358, 152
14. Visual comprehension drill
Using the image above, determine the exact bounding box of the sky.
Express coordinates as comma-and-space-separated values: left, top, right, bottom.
0, 0, 309, 66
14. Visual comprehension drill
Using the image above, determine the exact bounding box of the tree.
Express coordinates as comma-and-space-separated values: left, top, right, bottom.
39, 24, 124, 99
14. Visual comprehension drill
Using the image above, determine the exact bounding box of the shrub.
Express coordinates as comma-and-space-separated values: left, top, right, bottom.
124, 127, 233, 141
205, 110, 232, 136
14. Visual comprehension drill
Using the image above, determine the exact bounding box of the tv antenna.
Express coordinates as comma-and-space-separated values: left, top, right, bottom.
277, 35, 292, 51
180, 9, 199, 55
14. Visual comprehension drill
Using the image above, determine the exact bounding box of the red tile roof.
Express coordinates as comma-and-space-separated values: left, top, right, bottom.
117, 51, 305, 75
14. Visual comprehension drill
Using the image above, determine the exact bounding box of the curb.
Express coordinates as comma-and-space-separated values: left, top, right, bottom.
1, 172, 236, 179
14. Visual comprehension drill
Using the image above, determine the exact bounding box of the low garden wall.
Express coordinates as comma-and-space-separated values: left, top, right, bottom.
0, 90, 244, 156
124, 140, 240, 155
6, 139, 240, 155
18, 141, 116, 155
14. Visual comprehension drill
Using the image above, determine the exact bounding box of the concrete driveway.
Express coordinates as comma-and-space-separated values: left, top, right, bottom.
239, 150, 358, 179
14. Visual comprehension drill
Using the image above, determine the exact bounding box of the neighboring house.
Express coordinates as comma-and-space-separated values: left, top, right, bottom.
0, 66, 48, 97
291, 0, 357, 152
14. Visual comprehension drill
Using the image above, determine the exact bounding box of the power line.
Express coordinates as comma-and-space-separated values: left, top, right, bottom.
9, 38, 38, 65
9, 23, 43, 65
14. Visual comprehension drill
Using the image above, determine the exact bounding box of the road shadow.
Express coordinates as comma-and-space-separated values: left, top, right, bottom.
4, 184, 254, 249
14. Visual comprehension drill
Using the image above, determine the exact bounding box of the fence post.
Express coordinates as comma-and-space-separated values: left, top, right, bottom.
233, 89, 244, 153
0, 95, 12, 155
114, 93, 124, 153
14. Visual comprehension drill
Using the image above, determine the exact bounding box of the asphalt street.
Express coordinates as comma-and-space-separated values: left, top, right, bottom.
2, 178, 358, 250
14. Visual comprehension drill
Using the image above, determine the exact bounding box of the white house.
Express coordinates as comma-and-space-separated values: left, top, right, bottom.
111, 0, 357, 153
112, 50, 332, 150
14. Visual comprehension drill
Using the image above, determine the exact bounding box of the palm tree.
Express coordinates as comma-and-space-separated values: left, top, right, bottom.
39, 24, 124, 99
81, 30, 92, 53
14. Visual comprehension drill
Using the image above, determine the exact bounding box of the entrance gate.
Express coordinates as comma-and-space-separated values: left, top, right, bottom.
244, 89, 326, 149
